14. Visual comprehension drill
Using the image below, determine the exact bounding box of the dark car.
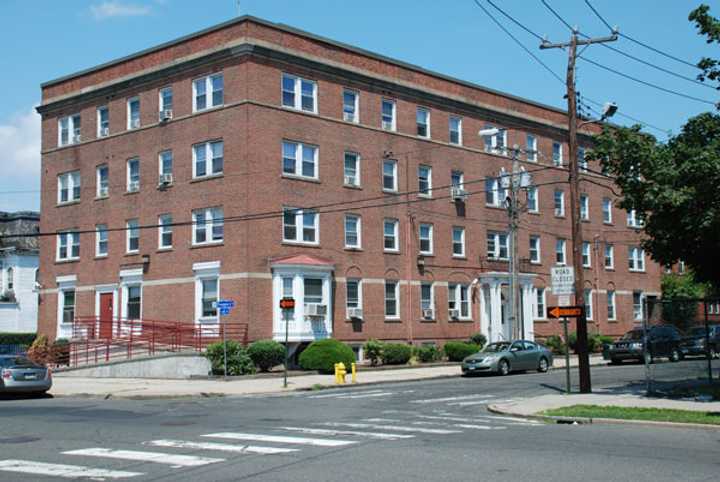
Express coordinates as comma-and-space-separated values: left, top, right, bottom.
680, 325, 720, 359
606, 325, 684, 364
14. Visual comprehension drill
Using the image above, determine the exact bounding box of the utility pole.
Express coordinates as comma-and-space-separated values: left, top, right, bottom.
507, 147, 521, 340
541, 29, 617, 394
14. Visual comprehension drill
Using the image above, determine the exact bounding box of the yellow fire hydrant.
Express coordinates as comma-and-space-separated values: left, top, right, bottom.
351, 363, 357, 384
334, 362, 347, 384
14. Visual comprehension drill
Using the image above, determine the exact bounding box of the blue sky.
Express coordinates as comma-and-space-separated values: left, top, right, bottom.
1, 0, 717, 212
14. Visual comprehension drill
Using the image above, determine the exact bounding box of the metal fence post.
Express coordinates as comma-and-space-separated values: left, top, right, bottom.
705, 300, 712, 384
643, 297, 651, 396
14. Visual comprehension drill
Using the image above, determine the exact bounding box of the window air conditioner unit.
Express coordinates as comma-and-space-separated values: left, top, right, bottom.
450, 186, 469, 202
344, 175, 357, 186
72, 134, 81, 143
417, 256, 426, 267
158, 173, 173, 186
343, 112, 355, 122
422, 308, 435, 320
100, 127, 110, 137
305, 303, 327, 317
128, 181, 140, 192
348, 307, 363, 320
130, 119, 140, 129
449, 309, 460, 320
159, 109, 173, 122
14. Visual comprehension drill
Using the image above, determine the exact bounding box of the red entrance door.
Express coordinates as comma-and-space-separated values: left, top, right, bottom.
99, 293, 114, 339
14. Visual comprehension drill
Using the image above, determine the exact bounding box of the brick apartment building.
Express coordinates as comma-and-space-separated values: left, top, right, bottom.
36, 16, 661, 356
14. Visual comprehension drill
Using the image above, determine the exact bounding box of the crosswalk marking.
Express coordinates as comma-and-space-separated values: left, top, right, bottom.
411, 394, 496, 404
0, 460, 142, 479
147, 440, 299, 454
280, 427, 414, 440
63, 448, 224, 467
308, 389, 385, 399
453, 424, 506, 430
336, 392, 394, 399
322, 422, 461, 435
364, 418, 507, 431
445, 399, 494, 406
203, 433, 356, 447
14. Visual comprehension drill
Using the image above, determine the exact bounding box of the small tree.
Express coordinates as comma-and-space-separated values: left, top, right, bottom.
660, 272, 708, 330
363, 339, 383, 366
205, 341, 256, 376
247, 340, 285, 372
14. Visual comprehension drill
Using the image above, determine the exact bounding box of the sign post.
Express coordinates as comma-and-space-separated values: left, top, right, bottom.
217, 299, 235, 379
547, 305, 584, 394
279, 297, 296, 389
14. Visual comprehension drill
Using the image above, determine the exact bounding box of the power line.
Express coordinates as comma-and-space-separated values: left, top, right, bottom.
485, 0, 545, 42
540, 0, 574, 32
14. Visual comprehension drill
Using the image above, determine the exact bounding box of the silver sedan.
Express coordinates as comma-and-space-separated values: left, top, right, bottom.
461, 340, 553, 376
0, 356, 52, 394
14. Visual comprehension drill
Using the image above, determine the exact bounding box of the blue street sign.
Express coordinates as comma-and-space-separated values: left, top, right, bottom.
217, 300, 235, 309
219, 307, 231, 316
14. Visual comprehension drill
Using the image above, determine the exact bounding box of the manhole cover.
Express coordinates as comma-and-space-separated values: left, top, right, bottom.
0, 436, 41, 444
159, 421, 196, 427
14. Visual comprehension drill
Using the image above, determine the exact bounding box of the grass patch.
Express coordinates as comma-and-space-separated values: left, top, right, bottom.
543, 405, 720, 426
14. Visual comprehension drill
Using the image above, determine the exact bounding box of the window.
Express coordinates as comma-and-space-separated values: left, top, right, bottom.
126, 285, 142, 319
383, 159, 398, 192
344, 214, 361, 249
535, 288, 546, 319
126, 158, 140, 192
57, 231, 80, 261
448, 284, 470, 319
449, 116, 462, 145
384, 218, 399, 252
416, 107, 430, 138
527, 186, 538, 212
604, 244, 614, 269
58, 114, 81, 146
552, 141, 563, 166
385, 280, 399, 319
556, 238, 566, 265
57, 171, 80, 204
96, 165, 109, 198
282, 140, 317, 179
526, 134, 537, 161
607, 290, 616, 320
602, 198, 613, 224
633, 291, 644, 321
97, 106, 109, 137
96, 224, 108, 257
627, 209, 644, 228
578, 147, 587, 172
381, 99, 396, 131
283, 208, 318, 245
281, 276, 294, 317
158, 214, 172, 249
580, 195, 589, 220
343, 89, 359, 123
6, 268, 13, 291
419, 224, 433, 255
126, 219, 139, 253
452, 227, 465, 257
127, 97, 140, 129
584, 288, 593, 320
554, 190, 565, 216
304, 278, 323, 306
201, 278, 219, 318
418, 165, 432, 196
485, 177, 506, 207
282, 73, 316, 113
159, 87, 173, 115
193, 140, 224, 178
451, 170, 464, 189
487, 232, 509, 260
193, 207, 224, 245
483, 125, 506, 154
62, 290, 75, 324
629, 247, 645, 272
159, 150, 173, 177
346, 279, 362, 314
193, 73, 223, 112
529, 235, 541, 263
343, 151, 360, 186
582, 242, 591, 267
421, 283, 434, 317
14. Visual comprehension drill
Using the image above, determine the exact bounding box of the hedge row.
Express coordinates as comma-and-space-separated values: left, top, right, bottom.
206, 339, 286, 376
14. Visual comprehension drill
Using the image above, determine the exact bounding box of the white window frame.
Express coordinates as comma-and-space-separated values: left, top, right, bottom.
420, 282, 435, 318
580, 195, 589, 221
57, 231, 80, 261
344, 214, 361, 249
344, 151, 360, 187
384, 280, 400, 319
633, 291, 644, 321
578, 147, 587, 172
416, 107, 430, 138
452, 226, 465, 258
281, 73, 317, 113
282, 140, 318, 180
627, 209, 644, 228
96, 164, 109, 198
529, 235, 541, 264
526, 134, 538, 162
97, 106, 109, 138
58, 114, 81, 146
127, 97, 140, 130
556, 238, 567, 266
159, 150, 173, 177
346, 278, 362, 318
193, 140, 224, 179
487, 231, 509, 260
383, 218, 399, 252
195, 264, 220, 324
126, 219, 139, 254
584, 288, 593, 320
342, 89, 359, 123
159, 86, 173, 113
192, 207, 224, 246
126, 158, 140, 192
122, 283, 143, 321
554, 190, 565, 217
483, 125, 507, 155
485, 177, 505, 207
419, 223, 434, 256
448, 283, 471, 320
418, 164, 432, 197
57, 171, 81, 204
95, 224, 108, 258
607, 290, 616, 320
451, 170, 464, 189
582, 242, 592, 268
449, 116, 462, 145
158, 214, 173, 250
282, 208, 319, 245
602, 197, 613, 224
193, 73, 224, 112
382, 159, 398, 192
527, 186, 539, 213
552, 141, 563, 166
381, 99, 396, 131
629, 247, 646, 272
535, 287, 547, 319
605, 244, 615, 270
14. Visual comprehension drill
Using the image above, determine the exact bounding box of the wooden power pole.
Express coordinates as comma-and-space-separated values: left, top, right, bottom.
541, 29, 617, 393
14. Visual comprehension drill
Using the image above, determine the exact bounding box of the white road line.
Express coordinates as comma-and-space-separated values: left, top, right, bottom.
365, 418, 506, 431
147, 440, 299, 454
481, 415, 539, 423
308, 390, 385, 399
280, 427, 414, 440
453, 424, 506, 430
63, 448, 223, 467
445, 400, 494, 406
336, 392, 394, 399
411, 394, 496, 404
323, 422, 461, 435
415, 414, 470, 423
0, 460, 142, 479
203, 433, 356, 447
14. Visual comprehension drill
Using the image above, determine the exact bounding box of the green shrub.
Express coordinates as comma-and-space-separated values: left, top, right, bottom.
544, 335, 567, 355
381, 343, 413, 365
363, 339, 384, 366
0, 333, 36, 346
443, 341, 480, 362
205, 341, 256, 376
468, 333, 487, 349
247, 340, 285, 372
299, 339, 355, 374
417, 345, 443, 363
51, 338, 70, 366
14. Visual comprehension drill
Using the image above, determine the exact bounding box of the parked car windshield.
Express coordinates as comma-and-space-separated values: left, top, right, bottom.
0, 357, 38, 368
483, 342, 511, 353
620, 330, 643, 341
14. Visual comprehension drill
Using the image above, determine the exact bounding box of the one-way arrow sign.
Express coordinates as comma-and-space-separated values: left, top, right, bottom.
547, 305, 584, 319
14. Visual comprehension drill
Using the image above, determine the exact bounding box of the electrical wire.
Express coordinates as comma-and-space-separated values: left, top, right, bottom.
485, 0, 545, 42
540, 0, 574, 32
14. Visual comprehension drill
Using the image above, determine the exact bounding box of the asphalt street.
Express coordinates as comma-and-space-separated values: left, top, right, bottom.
0, 362, 717, 481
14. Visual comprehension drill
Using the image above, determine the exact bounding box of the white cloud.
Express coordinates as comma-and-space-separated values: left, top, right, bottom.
90, 1, 152, 20
0, 108, 41, 212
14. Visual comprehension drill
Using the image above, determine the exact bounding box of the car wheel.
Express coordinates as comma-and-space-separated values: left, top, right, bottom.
498, 359, 510, 376
670, 349, 680, 363
537, 357, 549, 373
